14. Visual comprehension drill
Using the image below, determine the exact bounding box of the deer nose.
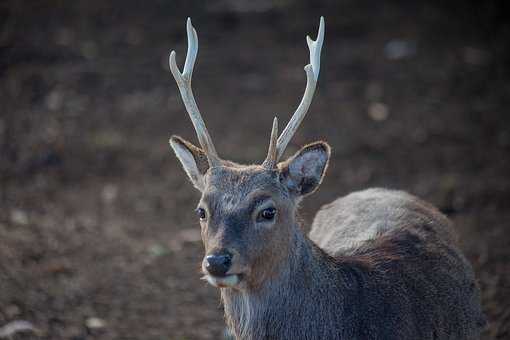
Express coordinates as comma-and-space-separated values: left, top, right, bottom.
205, 251, 232, 277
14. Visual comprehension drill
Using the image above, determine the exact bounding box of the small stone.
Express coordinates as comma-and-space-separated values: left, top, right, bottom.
0, 320, 37, 338
384, 39, 416, 60
368, 102, 389, 121
148, 244, 169, 258
10, 209, 29, 226
85, 317, 106, 330
45, 91, 63, 111
101, 184, 118, 203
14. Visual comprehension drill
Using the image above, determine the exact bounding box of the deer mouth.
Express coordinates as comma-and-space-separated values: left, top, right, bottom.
203, 274, 242, 288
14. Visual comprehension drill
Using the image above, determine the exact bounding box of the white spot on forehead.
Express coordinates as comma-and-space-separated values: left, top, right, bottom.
222, 193, 241, 212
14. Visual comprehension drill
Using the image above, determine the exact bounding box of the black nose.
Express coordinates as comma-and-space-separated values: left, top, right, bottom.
205, 251, 232, 277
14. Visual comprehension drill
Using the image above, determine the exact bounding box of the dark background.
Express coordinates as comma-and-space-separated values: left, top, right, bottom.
1, 0, 509, 339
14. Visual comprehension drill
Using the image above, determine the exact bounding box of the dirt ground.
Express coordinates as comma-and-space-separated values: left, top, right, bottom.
1, 1, 509, 339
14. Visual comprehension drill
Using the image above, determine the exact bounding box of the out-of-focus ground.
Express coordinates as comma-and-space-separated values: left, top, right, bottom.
0, 0, 509, 339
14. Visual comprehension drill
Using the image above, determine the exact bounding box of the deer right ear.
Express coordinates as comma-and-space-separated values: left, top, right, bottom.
169, 135, 209, 191
278, 141, 331, 197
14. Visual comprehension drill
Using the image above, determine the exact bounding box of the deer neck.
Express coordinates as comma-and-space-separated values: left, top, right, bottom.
221, 222, 346, 340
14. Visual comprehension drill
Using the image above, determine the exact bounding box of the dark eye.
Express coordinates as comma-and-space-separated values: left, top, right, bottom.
259, 207, 276, 221
196, 208, 206, 221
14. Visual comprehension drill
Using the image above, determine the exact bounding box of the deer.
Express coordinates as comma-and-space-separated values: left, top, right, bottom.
167, 17, 486, 340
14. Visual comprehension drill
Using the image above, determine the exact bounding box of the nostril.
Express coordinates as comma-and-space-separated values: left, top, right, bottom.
205, 252, 232, 277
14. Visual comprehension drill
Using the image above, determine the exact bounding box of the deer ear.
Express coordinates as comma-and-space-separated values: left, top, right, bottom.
170, 135, 209, 191
279, 141, 330, 197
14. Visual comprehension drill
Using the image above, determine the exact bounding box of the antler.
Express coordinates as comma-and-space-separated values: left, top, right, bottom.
274, 16, 325, 162
169, 18, 220, 166
262, 117, 279, 169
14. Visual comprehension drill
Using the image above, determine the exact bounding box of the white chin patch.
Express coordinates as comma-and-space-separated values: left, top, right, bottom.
204, 274, 240, 288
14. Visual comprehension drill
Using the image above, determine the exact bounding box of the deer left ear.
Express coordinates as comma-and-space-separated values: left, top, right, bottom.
169, 135, 210, 191
278, 141, 331, 197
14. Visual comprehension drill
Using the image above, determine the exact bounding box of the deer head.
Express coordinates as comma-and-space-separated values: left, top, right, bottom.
169, 17, 328, 290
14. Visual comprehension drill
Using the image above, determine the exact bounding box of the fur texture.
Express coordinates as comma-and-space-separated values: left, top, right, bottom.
222, 188, 485, 339
170, 137, 485, 340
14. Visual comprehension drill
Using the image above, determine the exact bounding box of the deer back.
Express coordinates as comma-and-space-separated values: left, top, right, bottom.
308, 188, 486, 339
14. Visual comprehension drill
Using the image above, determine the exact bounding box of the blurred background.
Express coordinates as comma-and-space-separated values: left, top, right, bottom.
1, 0, 509, 339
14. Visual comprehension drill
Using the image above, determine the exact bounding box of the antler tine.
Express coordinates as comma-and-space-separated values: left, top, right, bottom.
262, 117, 279, 169
169, 18, 220, 166
276, 16, 325, 161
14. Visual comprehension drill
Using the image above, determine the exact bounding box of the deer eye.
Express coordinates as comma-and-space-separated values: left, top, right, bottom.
258, 207, 276, 221
196, 207, 207, 221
